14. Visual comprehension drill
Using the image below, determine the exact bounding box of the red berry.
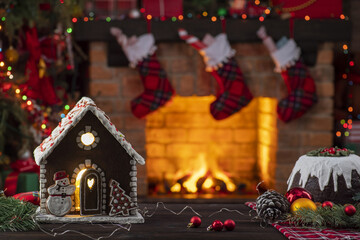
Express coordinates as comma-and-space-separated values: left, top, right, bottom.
188, 216, 201, 228
322, 201, 333, 208
328, 147, 335, 154
224, 219, 235, 231
208, 220, 223, 231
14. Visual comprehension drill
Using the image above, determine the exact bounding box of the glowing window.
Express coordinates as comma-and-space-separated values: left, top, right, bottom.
77, 126, 99, 150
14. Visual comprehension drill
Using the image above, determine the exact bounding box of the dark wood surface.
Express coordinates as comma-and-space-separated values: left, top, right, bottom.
0, 203, 286, 240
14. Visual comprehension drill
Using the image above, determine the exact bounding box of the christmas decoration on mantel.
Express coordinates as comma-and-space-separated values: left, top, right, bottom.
257, 26, 317, 122
110, 27, 175, 118
178, 28, 253, 120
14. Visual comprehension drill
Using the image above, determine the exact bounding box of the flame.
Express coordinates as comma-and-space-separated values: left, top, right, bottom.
171, 153, 236, 193
203, 178, 214, 189
87, 178, 95, 190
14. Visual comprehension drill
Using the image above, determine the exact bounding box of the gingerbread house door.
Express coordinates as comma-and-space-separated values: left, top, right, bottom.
80, 169, 102, 215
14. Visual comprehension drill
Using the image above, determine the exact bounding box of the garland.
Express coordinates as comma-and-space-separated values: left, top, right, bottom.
306, 146, 354, 157
0, 195, 37, 231
287, 204, 360, 229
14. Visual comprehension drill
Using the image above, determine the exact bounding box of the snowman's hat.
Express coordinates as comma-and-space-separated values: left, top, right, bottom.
54, 171, 68, 181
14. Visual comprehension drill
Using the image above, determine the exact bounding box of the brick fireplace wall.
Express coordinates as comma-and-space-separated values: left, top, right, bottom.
89, 41, 334, 196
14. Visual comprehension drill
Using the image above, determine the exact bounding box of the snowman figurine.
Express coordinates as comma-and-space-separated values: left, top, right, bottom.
46, 171, 75, 217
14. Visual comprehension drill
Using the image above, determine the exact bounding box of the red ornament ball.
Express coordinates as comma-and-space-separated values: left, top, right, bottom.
211, 220, 223, 231
188, 216, 201, 228
285, 187, 313, 204
224, 219, 235, 231
322, 201, 333, 208
345, 205, 357, 216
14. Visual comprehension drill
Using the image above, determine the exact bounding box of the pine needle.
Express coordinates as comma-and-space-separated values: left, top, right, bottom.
287, 203, 360, 229
0, 196, 38, 232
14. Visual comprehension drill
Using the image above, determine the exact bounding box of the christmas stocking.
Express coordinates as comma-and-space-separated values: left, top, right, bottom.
257, 26, 317, 122
110, 28, 175, 118
178, 29, 253, 120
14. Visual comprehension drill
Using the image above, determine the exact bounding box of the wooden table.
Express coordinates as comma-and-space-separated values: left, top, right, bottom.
0, 203, 286, 240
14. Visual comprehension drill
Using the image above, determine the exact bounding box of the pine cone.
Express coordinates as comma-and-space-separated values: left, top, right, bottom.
256, 190, 290, 223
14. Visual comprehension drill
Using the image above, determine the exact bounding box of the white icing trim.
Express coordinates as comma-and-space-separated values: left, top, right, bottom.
34, 97, 145, 165
287, 154, 360, 192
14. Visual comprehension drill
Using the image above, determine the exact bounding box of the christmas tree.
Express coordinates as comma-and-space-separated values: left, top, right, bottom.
109, 179, 137, 217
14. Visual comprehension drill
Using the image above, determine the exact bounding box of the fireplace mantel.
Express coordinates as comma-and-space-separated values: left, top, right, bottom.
74, 19, 350, 67
73, 19, 351, 42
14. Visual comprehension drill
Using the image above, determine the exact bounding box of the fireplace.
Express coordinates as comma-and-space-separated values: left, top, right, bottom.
88, 40, 335, 197
146, 96, 277, 196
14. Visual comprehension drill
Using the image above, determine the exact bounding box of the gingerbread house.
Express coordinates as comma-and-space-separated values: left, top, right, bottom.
34, 97, 145, 223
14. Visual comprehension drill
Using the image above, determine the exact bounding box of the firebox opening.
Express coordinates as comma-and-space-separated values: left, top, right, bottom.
146, 96, 277, 197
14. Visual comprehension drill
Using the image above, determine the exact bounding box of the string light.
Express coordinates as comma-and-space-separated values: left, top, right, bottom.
146, 14, 152, 20
171, 16, 176, 22
202, 12, 208, 17
72, 18, 77, 23
255, 0, 260, 5
349, 61, 355, 67
348, 106, 353, 112
211, 16, 217, 22
241, 14, 247, 20
265, 9, 270, 15
66, 28, 72, 33
140, 8, 145, 13
41, 124, 46, 129
178, 15, 183, 21
305, 15, 310, 21
84, 17, 89, 22
343, 44, 348, 50
64, 105, 70, 110
15, 89, 20, 94
0, 61, 4, 67
106, 17, 111, 22
259, 16, 264, 22
26, 100, 32, 106
340, 14, 345, 20
22, 95, 27, 101
336, 131, 341, 137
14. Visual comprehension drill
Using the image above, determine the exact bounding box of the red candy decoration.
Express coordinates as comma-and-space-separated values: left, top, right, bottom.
207, 220, 223, 231
322, 201, 333, 208
285, 187, 313, 204
187, 216, 201, 228
224, 219, 235, 231
345, 205, 357, 216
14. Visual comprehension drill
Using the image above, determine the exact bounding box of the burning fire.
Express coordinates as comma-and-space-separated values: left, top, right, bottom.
170, 153, 236, 193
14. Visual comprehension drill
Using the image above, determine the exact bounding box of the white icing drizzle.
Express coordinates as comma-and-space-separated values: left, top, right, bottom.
287, 154, 360, 192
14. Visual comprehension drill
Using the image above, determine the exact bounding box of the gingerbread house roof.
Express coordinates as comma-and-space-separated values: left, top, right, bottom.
34, 97, 145, 165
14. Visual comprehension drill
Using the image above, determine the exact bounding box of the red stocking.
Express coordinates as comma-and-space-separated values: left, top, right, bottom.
178, 29, 253, 120
111, 28, 175, 118
257, 26, 317, 122
277, 59, 317, 122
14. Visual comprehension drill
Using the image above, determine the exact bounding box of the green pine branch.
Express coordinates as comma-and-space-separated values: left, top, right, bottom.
0, 196, 38, 232
287, 204, 360, 229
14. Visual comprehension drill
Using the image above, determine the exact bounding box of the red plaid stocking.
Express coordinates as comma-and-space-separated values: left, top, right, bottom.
132, 54, 175, 118
278, 59, 317, 122
111, 28, 175, 118
178, 29, 253, 120
257, 26, 317, 122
